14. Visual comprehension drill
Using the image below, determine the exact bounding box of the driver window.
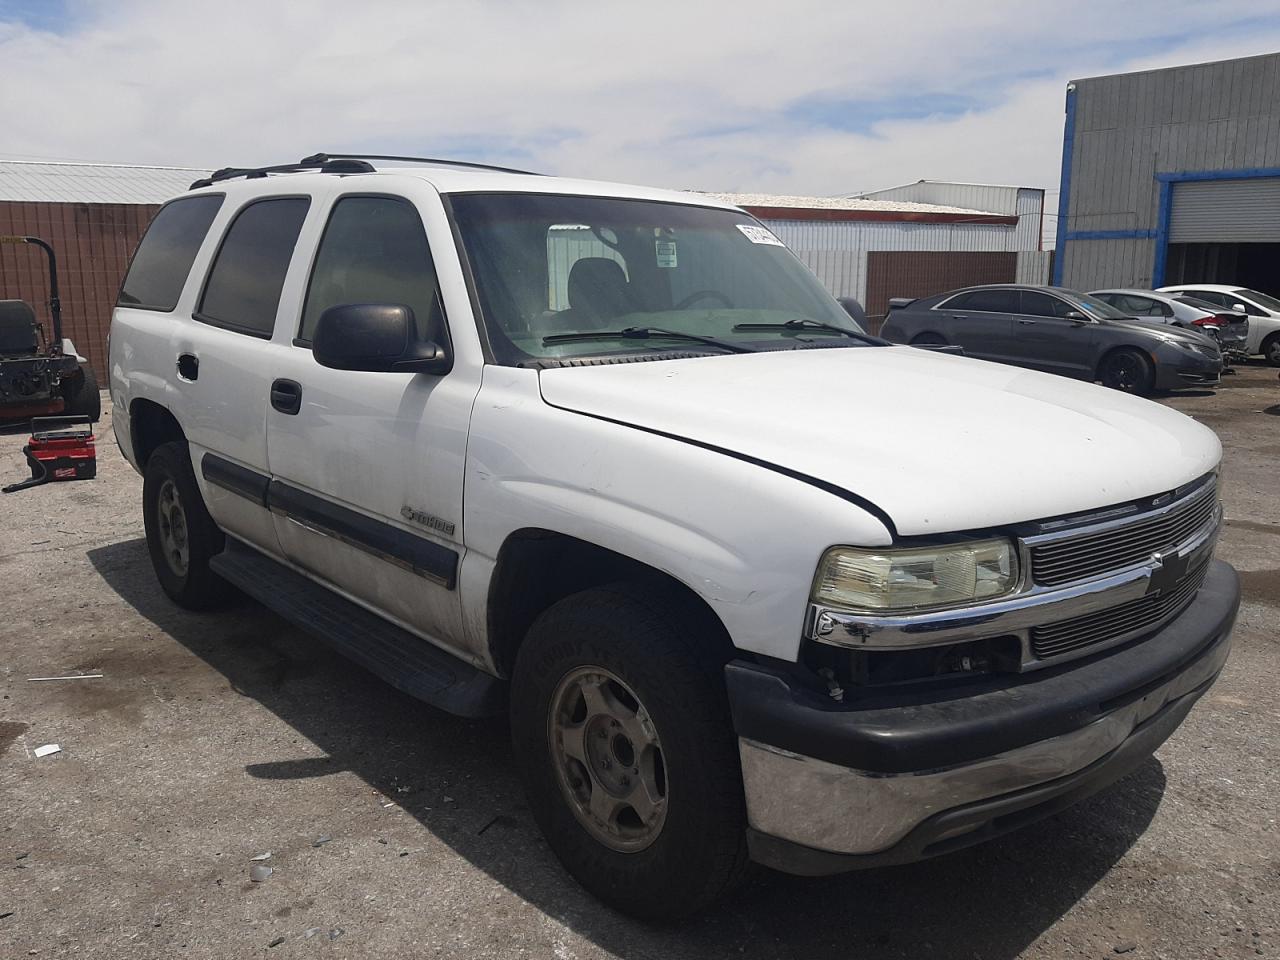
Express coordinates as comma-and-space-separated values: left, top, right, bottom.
300, 195, 444, 344
1020, 291, 1073, 318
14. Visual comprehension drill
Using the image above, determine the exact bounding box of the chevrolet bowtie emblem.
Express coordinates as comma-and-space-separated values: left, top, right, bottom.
1147, 549, 1188, 595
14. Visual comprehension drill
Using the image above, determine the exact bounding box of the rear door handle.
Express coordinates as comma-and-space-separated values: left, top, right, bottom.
177, 353, 199, 381
270, 378, 302, 415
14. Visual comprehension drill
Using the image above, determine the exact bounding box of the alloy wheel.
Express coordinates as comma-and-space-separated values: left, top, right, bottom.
548, 666, 668, 852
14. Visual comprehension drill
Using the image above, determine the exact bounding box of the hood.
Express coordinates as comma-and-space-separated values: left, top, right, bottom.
1108, 318, 1217, 346
537, 347, 1221, 537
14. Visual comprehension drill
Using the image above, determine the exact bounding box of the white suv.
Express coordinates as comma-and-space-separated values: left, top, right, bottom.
109, 154, 1240, 918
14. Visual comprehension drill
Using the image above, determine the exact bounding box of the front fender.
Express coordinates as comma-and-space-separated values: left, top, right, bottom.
460, 368, 892, 662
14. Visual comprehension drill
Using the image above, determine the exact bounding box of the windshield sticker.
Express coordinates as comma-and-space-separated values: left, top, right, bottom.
736, 224, 784, 246
655, 239, 678, 268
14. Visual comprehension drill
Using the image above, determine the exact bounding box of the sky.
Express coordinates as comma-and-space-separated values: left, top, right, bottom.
1, 0, 1279, 214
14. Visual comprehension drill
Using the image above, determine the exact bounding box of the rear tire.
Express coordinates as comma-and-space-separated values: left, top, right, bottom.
510, 582, 748, 919
1262, 333, 1280, 367
142, 441, 231, 610
1099, 348, 1155, 396
910, 332, 948, 346
62, 364, 101, 422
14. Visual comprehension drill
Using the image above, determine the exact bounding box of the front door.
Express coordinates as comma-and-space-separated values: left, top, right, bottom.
1006, 290, 1096, 377
264, 189, 480, 662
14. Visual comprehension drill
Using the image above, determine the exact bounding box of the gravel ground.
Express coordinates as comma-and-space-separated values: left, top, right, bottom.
1, 367, 1277, 960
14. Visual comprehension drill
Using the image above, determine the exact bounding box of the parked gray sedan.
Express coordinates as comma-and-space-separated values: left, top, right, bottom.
880, 284, 1222, 395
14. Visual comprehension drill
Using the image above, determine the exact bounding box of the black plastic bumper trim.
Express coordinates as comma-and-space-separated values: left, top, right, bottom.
726, 560, 1239, 774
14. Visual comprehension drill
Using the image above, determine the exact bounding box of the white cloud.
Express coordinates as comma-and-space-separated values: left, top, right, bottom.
1, 0, 1278, 201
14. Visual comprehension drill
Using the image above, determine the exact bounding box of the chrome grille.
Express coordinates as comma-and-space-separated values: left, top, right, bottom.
1030, 483, 1218, 586
1030, 561, 1210, 660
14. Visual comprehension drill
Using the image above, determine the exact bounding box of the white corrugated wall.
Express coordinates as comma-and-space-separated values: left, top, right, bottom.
760, 218, 1020, 302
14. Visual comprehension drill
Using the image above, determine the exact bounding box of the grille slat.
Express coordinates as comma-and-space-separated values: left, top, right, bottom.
1030, 562, 1209, 659
1031, 502, 1215, 569
1030, 485, 1217, 586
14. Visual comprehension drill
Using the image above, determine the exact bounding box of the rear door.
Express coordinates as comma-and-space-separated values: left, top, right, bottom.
170, 194, 311, 554
1006, 290, 1096, 377
264, 185, 479, 661
932, 289, 1016, 360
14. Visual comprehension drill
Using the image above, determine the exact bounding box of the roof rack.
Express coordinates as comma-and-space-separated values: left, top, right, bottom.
301, 152, 542, 176
189, 152, 541, 190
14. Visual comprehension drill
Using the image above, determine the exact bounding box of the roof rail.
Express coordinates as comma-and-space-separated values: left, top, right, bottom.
189, 157, 374, 190
301, 152, 543, 176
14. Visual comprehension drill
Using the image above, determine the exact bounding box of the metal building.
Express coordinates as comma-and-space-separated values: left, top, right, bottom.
854, 180, 1046, 254
0, 160, 208, 381
706, 192, 1050, 329
1055, 51, 1280, 294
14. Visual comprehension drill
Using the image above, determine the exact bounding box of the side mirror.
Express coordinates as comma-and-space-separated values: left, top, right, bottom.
1231, 303, 1248, 314
312, 304, 451, 375
1064, 310, 1089, 325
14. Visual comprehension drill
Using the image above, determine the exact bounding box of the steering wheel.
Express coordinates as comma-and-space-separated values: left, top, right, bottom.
674, 289, 734, 310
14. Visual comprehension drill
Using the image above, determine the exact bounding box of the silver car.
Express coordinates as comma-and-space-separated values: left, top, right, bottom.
1090, 289, 1249, 358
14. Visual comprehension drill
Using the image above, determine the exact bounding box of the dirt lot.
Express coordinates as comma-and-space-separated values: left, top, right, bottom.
1, 367, 1277, 960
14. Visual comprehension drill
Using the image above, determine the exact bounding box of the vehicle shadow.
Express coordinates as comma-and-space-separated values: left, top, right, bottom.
87, 536, 1166, 960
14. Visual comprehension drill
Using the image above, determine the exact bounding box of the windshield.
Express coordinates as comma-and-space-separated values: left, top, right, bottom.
1064, 289, 1130, 320
449, 193, 866, 365
1237, 288, 1280, 312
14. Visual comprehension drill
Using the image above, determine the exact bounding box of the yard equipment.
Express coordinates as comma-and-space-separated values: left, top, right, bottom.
2, 415, 97, 493
0, 236, 100, 422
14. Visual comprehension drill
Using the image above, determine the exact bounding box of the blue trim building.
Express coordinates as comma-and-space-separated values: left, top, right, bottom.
1055, 53, 1280, 294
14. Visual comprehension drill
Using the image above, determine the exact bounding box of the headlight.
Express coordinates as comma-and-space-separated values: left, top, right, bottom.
813, 539, 1018, 613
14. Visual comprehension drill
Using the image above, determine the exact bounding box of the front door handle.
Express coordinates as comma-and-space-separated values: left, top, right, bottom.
177, 353, 199, 381
1017, 318, 1038, 325
270, 378, 302, 415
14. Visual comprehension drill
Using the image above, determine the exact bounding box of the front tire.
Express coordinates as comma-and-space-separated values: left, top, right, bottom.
510, 583, 748, 919
142, 441, 231, 610
1099, 348, 1155, 395
1262, 333, 1280, 367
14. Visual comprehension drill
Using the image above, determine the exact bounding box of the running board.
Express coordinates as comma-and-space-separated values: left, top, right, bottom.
210, 539, 504, 717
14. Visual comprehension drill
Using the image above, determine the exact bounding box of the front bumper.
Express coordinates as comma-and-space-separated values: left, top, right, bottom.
1154, 351, 1222, 389
727, 559, 1239, 875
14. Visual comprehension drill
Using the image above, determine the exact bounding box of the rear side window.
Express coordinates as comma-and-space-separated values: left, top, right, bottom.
197, 197, 310, 337
117, 195, 224, 311
299, 195, 444, 343
947, 289, 1018, 313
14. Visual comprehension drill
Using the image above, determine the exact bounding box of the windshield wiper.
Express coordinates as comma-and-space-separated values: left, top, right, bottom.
732, 317, 886, 345
541, 326, 755, 353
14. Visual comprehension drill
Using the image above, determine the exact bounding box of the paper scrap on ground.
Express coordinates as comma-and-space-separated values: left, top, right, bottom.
33, 744, 61, 758
28, 674, 103, 682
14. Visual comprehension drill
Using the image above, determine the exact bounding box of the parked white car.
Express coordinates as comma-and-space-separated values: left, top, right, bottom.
109, 154, 1240, 918
1157, 283, 1280, 364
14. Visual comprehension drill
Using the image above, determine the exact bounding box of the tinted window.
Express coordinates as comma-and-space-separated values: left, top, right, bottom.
1020, 291, 1076, 318
956, 289, 1019, 313
300, 196, 443, 343
1183, 289, 1228, 307
198, 197, 310, 337
118, 195, 224, 311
